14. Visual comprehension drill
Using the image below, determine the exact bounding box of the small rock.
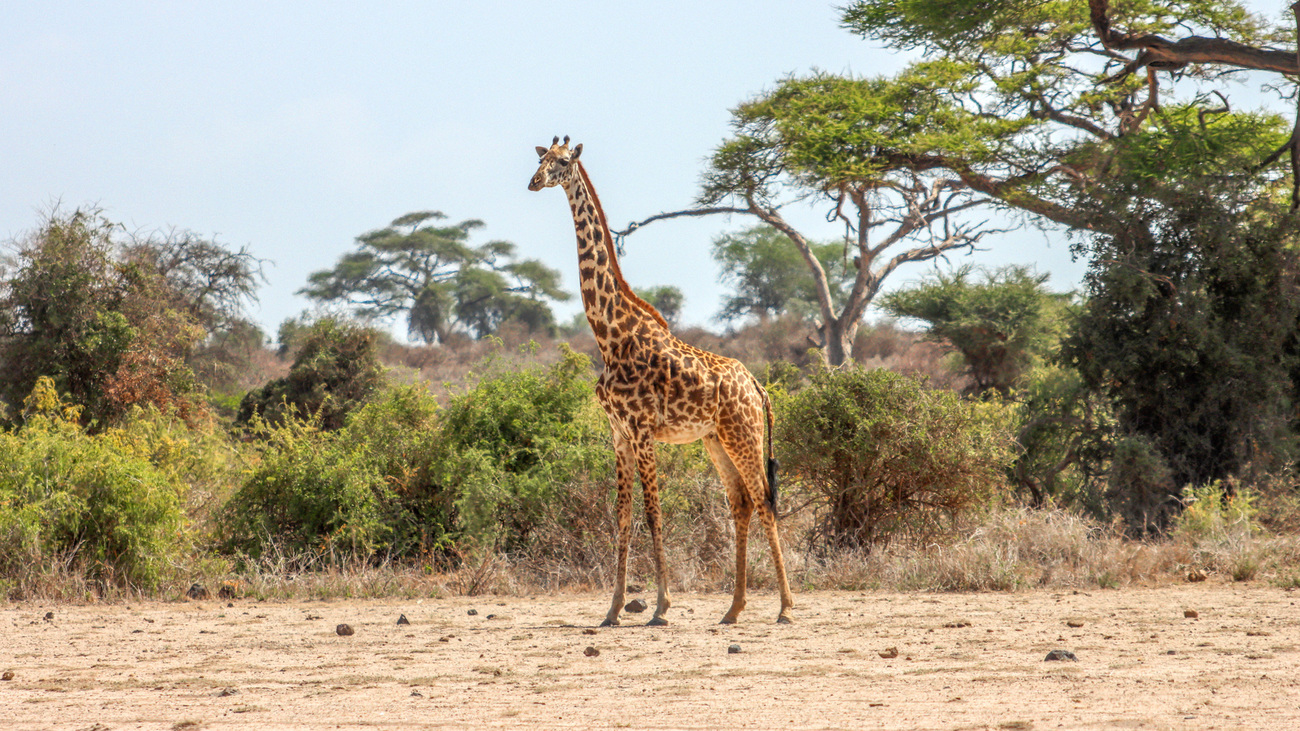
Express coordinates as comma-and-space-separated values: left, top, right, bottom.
1187, 569, 1208, 583
624, 598, 648, 614
186, 583, 210, 601
1044, 649, 1079, 662
336, 623, 355, 636
438, 636, 450, 642
583, 646, 600, 657
1167, 649, 1177, 655
582, 628, 598, 635
1, 671, 14, 681
1066, 620, 1085, 628
43, 612, 54, 621
397, 614, 410, 625
227, 602, 234, 608
626, 584, 644, 593
879, 647, 899, 659
213, 687, 238, 697
410, 690, 423, 697
942, 620, 971, 628
1184, 609, 1199, 619
467, 609, 478, 616
728, 644, 742, 654
1246, 630, 1272, 636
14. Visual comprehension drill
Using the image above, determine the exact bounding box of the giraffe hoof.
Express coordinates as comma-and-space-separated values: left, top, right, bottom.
719, 616, 738, 625
777, 615, 794, 625
647, 617, 668, 627
599, 618, 620, 628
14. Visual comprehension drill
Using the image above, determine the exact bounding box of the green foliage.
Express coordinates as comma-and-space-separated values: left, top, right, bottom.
1010, 364, 1112, 514
712, 225, 854, 324
882, 265, 1073, 396
776, 367, 1014, 550
0, 209, 206, 426
0, 379, 189, 594
702, 69, 1026, 205
1, 208, 261, 427
237, 318, 385, 431
1063, 192, 1300, 527
223, 382, 452, 562
300, 211, 570, 343
223, 345, 610, 563
436, 345, 612, 552
222, 418, 391, 560
1172, 481, 1258, 547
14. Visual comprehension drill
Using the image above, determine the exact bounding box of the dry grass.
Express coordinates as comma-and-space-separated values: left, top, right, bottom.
12, 502, 1282, 607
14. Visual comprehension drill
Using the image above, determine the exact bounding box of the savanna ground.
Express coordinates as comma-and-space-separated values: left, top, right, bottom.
3, 581, 1298, 730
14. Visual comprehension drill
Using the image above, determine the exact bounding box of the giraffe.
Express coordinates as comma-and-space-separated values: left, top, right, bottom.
529, 136, 794, 626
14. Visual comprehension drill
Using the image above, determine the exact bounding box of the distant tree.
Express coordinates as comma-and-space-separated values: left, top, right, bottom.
634, 285, 685, 328
712, 225, 854, 325
300, 211, 570, 343
880, 265, 1073, 397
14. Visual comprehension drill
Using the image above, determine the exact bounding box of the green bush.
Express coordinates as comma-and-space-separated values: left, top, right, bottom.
776, 366, 1014, 550
222, 344, 611, 563
237, 318, 384, 431
221, 417, 391, 560
436, 345, 613, 553
222, 384, 449, 561
0, 379, 189, 594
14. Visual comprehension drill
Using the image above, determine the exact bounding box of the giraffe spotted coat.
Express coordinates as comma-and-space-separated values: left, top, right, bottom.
529, 136, 794, 626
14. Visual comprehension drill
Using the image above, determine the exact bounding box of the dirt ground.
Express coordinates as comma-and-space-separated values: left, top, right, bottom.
2, 582, 1298, 730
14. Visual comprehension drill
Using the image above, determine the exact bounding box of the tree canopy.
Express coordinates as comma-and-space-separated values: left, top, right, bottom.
301, 211, 570, 343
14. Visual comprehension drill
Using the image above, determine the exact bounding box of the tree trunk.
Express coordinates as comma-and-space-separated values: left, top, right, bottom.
821, 316, 856, 367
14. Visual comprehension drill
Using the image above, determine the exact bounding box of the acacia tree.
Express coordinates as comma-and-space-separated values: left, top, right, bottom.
838, 0, 1291, 229
301, 211, 569, 343
842, 0, 1300, 527
619, 70, 1016, 365
880, 265, 1073, 397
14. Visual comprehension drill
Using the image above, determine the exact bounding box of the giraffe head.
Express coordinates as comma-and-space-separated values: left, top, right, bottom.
528, 135, 583, 191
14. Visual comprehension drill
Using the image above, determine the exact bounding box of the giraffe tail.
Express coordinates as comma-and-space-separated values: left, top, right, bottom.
762, 384, 779, 513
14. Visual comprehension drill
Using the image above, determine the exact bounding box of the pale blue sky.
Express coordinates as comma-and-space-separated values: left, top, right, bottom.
3, 1, 1285, 336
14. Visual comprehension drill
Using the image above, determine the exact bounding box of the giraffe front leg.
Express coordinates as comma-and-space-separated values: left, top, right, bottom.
602, 437, 636, 627
635, 432, 672, 626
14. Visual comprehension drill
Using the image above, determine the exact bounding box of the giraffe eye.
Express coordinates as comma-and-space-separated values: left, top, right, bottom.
557, 159, 569, 167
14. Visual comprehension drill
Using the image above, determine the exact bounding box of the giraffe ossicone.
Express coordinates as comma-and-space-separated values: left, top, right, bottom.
528, 136, 794, 626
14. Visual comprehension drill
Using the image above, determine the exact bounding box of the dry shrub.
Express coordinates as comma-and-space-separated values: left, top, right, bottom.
778, 367, 1014, 551
804, 506, 1180, 591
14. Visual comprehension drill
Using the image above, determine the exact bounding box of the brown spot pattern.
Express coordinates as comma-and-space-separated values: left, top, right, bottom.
528, 139, 794, 626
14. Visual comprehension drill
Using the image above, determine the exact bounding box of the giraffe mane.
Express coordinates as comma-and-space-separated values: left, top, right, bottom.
576, 160, 671, 330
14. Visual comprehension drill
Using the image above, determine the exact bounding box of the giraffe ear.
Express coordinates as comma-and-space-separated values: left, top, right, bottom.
572, 143, 583, 159
535, 146, 548, 157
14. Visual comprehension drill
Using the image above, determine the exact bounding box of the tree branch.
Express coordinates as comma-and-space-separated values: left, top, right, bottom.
1089, 0, 1299, 77
612, 206, 750, 240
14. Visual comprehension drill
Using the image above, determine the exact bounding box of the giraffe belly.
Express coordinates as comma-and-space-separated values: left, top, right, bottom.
653, 420, 713, 445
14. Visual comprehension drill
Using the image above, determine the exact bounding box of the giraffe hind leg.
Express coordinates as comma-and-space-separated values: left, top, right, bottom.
704, 434, 750, 624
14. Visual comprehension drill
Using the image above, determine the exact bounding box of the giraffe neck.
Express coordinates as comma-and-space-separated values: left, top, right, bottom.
563, 162, 668, 355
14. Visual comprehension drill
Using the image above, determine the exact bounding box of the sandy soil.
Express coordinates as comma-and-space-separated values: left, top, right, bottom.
1, 582, 1298, 730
